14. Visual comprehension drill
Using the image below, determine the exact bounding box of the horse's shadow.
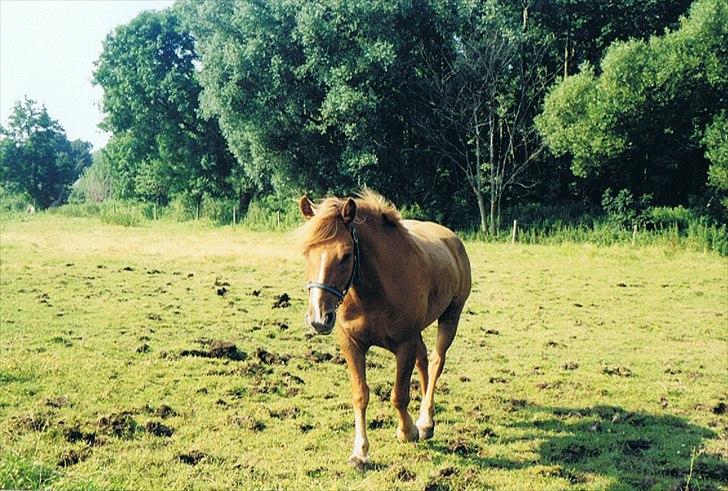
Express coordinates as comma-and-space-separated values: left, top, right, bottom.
426, 404, 727, 489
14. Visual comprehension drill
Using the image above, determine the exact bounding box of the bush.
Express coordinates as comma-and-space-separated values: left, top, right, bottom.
99, 201, 146, 227
0, 186, 33, 214
241, 195, 301, 231
602, 188, 652, 229
648, 206, 692, 232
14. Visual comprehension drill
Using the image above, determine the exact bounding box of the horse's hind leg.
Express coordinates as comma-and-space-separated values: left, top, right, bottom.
415, 334, 429, 399
416, 307, 461, 439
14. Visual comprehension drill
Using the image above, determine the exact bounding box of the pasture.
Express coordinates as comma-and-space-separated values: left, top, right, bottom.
1, 215, 726, 490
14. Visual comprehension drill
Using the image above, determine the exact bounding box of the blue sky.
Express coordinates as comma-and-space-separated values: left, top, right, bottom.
1, 0, 174, 150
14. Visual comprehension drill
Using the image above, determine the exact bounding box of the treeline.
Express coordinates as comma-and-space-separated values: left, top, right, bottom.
1, 0, 726, 242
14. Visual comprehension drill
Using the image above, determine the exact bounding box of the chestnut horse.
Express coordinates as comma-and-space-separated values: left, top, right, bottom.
297, 191, 471, 468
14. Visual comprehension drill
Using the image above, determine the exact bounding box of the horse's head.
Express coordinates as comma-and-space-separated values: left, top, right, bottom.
298, 196, 359, 335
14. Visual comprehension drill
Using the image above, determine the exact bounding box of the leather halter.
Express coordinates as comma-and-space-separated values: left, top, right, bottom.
307, 224, 361, 302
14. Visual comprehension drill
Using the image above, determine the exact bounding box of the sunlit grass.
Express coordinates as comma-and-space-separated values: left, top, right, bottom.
1, 215, 726, 490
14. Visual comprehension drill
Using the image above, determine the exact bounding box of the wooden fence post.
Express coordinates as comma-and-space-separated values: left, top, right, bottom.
153, 202, 157, 220
232, 206, 236, 226
511, 220, 518, 244
276, 211, 281, 228
196, 204, 199, 221
632, 223, 638, 244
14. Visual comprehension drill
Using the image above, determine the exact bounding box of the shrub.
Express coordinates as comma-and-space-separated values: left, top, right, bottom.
241, 195, 301, 231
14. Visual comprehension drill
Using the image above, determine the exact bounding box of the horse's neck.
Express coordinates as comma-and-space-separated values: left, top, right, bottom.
351, 220, 408, 304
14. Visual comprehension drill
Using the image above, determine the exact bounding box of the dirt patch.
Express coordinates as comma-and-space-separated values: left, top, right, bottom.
395, 466, 416, 482
481, 427, 497, 438
489, 376, 509, 384
249, 378, 300, 397
230, 415, 266, 432
562, 361, 579, 370
177, 450, 206, 466
484, 329, 499, 335
269, 407, 299, 419
57, 448, 89, 467
372, 383, 390, 402
145, 420, 174, 437
447, 438, 479, 456
97, 412, 138, 438
63, 425, 98, 446
45, 396, 70, 408
136, 343, 150, 353
305, 349, 333, 363
558, 443, 599, 463
602, 366, 633, 377
180, 340, 247, 361
255, 347, 289, 365
121, 266, 134, 272
439, 466, 457, 477
367, 416, 391, 429
154, 404, 177, 418
299, 422, 314, 433
505, 398, 528, 412
545, 340, 565, 348
272, 293, 290, 308
332, 353, 347, 365
13, 413, 50, 432
712, 401, 726, 414
622, 438, 651, 455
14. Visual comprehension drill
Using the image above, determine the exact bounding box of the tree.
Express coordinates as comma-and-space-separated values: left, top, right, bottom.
411, 2, 553, 234
0, 98, 92, 208
93, 8, 237, 205
537, 0, 728, 207
180, 0, 449, 204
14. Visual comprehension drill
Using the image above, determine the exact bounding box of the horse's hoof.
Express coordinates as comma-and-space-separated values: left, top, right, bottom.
416, 424, 434, 440
348, 455, 369, 471
396, 426, 419, 443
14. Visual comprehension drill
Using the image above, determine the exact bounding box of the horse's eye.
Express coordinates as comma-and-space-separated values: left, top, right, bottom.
340, 253, 351, 265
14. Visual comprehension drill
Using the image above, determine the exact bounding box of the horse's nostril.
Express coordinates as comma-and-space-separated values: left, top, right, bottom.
324, 312, 335, 327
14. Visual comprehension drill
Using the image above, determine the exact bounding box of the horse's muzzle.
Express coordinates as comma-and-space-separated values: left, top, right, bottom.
305, 311, 335, 335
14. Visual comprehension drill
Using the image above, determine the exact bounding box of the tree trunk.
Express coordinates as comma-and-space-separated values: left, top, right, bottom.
476, 191, 487, 234
489, 196, 497, 236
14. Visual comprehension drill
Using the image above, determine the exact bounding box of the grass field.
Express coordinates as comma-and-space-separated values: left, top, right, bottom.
1, 215, 726, 490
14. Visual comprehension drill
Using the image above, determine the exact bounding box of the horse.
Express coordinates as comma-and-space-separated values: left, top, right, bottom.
297, 190, 471, 468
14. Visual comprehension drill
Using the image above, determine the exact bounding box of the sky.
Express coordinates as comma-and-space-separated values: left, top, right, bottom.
1, 0, 174, 151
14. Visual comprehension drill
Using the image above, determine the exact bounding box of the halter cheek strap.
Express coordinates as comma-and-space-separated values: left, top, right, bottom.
307, 225, 361, 303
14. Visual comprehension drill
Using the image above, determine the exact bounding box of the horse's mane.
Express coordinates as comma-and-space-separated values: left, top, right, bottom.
296, 189, 402, 253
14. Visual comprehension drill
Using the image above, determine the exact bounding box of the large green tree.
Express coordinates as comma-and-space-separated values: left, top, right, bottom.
180, 0, 451, 204
93, 8, 237, 205
0, 98, 92, 208
537, 0, 728, 207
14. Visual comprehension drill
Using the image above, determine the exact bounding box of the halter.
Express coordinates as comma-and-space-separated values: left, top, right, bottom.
307, 224, 361, 303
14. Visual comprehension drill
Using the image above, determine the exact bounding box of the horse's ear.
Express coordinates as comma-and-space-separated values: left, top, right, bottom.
300, 196, 315, 220
341, 198, 356, 224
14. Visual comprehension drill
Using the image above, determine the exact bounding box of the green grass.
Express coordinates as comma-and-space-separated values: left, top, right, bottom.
1, 215, 726, 490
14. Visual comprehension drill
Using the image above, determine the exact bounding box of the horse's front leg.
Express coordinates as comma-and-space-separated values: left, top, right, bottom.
392, 338, 419, 442
342, 341, 370, 469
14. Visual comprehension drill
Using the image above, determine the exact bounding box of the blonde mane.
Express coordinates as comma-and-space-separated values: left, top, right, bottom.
296, 189, 402, 253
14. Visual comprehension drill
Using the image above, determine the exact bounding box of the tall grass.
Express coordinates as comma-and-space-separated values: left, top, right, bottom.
18, 197, 728, 255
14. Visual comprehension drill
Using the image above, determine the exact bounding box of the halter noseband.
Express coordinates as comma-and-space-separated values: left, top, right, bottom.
307, 225, 361, 303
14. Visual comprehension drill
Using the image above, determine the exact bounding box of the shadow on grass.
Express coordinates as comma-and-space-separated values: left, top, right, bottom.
429, 404, 727, 489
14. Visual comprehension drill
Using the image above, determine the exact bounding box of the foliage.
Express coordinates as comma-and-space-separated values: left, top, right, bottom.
601, 188, 652, 229
537, 0, 728, 207
93, 8, 237, 203
0, 98, 92, 208
69, 152, 116, 204
703, 111, 728, 193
